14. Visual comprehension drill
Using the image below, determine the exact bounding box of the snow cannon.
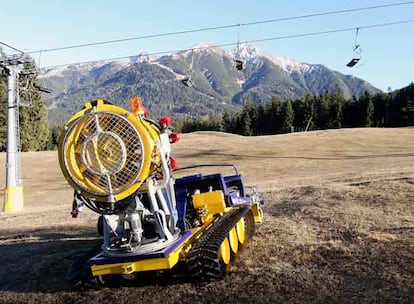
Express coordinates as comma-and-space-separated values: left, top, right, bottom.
58, 98, 263, 287
59, 98, 164, 204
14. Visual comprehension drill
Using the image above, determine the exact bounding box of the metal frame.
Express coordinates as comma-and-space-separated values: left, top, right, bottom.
174, 163, 240, 175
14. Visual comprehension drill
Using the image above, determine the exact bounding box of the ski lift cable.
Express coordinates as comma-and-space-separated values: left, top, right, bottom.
237, 23, 241, 52
355, 27, 360, 47
37, 50, 48, 88
0, 41, 25, 54
190, 49, 195, 72
41, 18, 414, 70
25, 1, 414, 54
38, 50, 43, 69
353, 27, 361, 55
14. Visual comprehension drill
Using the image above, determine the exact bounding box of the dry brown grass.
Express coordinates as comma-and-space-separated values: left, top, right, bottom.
0, 128, 413, 303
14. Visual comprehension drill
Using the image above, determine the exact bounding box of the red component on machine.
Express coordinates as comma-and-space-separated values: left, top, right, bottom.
169, 131, 180, 144
159, 116, 172, 127
71, 199, 79, 218
169, 156, 179, 170
130, 96, 148, 117
71, 192, 84, 218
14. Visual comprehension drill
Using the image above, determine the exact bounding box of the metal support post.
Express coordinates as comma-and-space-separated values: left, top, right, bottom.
4, 66, 24, 212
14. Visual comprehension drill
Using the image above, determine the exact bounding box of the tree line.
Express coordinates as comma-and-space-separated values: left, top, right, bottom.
1, 69, 413, 152
177, 83, 414, 135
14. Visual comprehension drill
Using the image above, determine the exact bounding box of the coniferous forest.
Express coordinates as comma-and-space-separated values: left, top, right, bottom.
178, 83, 414, 135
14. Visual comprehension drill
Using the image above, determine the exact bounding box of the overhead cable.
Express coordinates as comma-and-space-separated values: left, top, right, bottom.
0, 41, 25, 54
29, 1, 414, 54
41, 19, 414, 69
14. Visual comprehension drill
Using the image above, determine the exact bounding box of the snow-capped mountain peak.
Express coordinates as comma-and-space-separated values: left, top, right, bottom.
191, 42, 216, 50
262, 52, 312, 74
180, 43, 227, 57
231, 42, 311, 74
232, 42, 260, 62
39, 60, 107, 78
129, 52, 158, 64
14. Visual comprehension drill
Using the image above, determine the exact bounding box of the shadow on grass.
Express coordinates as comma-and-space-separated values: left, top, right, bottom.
0, 228, 101, 293
0, 227, 192, 294
0, 232, 413, 304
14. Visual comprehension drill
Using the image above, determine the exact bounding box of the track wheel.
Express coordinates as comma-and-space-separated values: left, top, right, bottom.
219, 237, 231, 275
228, 227, 239, 255
219, 237, 231, 265
236, 218, 245, 245
244, 210, 256, 241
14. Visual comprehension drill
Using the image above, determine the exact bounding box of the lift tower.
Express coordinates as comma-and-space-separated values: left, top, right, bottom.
1, 54, 32, 212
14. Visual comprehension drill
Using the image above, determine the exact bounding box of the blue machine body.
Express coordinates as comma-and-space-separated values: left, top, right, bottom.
175, 172, 250, 230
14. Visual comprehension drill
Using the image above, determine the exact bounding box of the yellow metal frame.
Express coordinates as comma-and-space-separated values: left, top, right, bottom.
91, 219, 217, 277
91, 248, 182, 276
193, 190, 226, 223
58, 99, 161, 202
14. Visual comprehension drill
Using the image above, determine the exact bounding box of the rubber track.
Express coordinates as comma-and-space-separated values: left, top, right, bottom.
186, 207, 253, 282
68, 243, 102, 289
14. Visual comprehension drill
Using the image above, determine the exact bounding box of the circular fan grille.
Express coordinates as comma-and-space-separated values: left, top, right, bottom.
64, 111, 144, 196
82, 131, 126, 176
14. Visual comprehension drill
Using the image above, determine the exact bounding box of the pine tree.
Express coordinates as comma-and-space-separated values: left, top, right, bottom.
328, 93, 344, 129
266, 96, 282, 134
292, 99, 304, 130
359, 91, 374, 127
372, 93, 388, 127
47, 125, 64, 150
281, 100, 294, 133
18, 70, 49, 151
222, 111, 235, 133
236, 110, 252, 136
394, 83, 414, 126
303, 94, 315, 131
256, 104, 266, 135
342, 97, 359, 128
245, 101, 258, 135
315, 94, 330, 129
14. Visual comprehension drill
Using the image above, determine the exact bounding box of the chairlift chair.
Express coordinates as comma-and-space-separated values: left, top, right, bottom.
346, 28, 362, 68
234, 24, 244, 71
181, 77, 193, 88
346, 58, 360, 68
234, 59, 243, 71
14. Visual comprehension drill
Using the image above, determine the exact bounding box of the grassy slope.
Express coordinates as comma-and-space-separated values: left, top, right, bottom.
0, 128, 413, 303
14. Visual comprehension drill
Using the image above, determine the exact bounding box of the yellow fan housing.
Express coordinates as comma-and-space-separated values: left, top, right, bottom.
58, 100, 160, 202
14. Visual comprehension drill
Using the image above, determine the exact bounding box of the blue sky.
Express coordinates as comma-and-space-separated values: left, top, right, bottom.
1, 0, 413, 91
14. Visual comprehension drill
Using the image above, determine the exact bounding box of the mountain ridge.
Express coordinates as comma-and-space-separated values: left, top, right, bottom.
40, 43, 381, 124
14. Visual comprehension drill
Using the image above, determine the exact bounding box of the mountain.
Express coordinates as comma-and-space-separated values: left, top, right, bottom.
40, 43, 381, 124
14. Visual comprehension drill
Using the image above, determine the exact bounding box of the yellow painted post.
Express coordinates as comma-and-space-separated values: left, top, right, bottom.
4, 186, 24, 212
